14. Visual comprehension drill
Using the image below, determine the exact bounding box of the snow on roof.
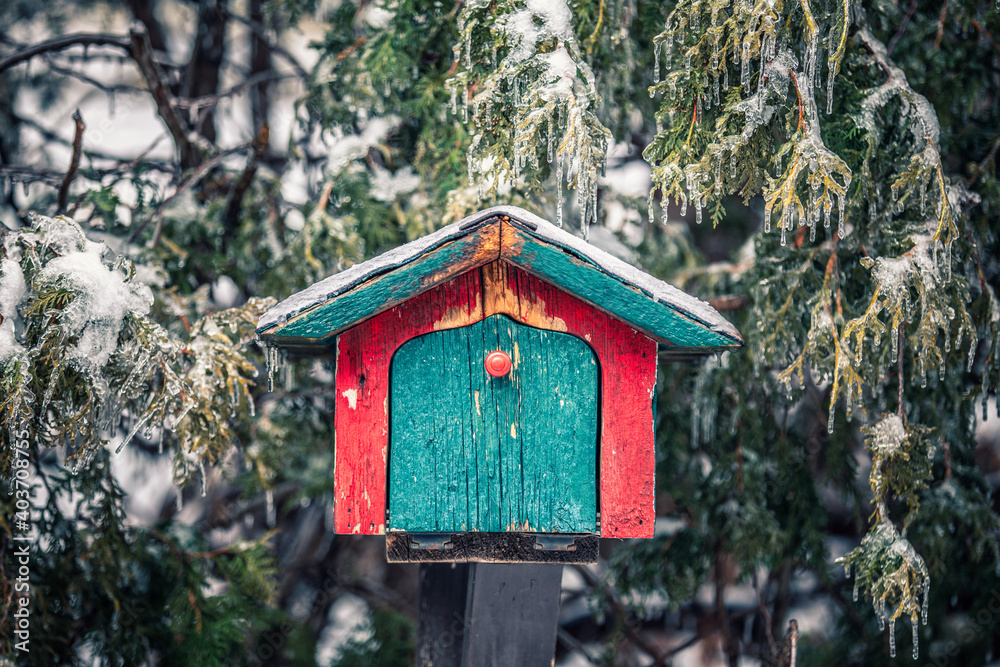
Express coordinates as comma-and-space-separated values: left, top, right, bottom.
257, 205, 742, 346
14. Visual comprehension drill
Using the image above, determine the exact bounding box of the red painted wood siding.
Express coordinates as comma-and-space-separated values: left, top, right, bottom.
334, 262, 657, 538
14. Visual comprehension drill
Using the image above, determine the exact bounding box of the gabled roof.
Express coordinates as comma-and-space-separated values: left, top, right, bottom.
256, 206, 743, 355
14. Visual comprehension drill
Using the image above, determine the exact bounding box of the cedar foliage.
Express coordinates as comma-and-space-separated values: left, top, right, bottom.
1, 0, 999, 664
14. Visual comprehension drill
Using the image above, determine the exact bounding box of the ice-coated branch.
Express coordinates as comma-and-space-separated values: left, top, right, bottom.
453, 0, 611, 231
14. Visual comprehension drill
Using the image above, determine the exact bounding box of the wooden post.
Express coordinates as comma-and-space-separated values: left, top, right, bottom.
415, 563, 563, 667
416, 563, 470, 667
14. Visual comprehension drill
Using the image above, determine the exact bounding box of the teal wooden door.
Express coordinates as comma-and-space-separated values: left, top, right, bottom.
388, 314, 598, 533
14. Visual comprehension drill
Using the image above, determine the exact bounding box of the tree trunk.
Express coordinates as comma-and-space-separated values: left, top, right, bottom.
182, 0, 229, 143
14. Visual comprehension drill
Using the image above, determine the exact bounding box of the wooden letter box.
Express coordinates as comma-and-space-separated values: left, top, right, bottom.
256, 206, 742, 563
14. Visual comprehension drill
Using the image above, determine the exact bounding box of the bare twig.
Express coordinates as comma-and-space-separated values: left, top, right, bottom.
934, 0, 950, 50
57, 110, 85, 214
40, 55, 145, 96
778, 619, 799, 667
175, 71, 289, 111
223, 124, 269, 228
886, 0, 918, 56
571, 564, 672, 664
0, 33, 130, 73
222, 9, 310, 80
138, 142, 254, 247
129, 24, 199, 170
972, 19, 1000, 58
752, 568, 777, 662
557, 628, 603, 666
0, 165, 66, 187
715, 546, 740, 667
968, 136, 1000, 187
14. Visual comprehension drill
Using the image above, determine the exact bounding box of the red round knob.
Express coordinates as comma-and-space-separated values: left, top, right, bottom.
485, 351, 512, 377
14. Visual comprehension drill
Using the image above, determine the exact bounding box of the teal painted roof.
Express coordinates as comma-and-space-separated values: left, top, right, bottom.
257, 206, 743, 355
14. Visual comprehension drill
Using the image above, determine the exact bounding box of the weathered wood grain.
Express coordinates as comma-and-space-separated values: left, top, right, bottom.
266, 222, 499, 345
388, 315, 598, 534
334, 271, 483, 534
334, 261, 656, 538
258, 206, 743, 356
386, 533, 599, 563
489, 262, 658, 538
500, 220, 737, 349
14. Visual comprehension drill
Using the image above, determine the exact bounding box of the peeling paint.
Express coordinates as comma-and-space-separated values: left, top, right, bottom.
474, 390, 481, 415
511, 422, 517, 438
341, 388, 358, 409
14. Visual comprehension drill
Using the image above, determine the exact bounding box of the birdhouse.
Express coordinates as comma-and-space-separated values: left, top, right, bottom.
256, 206, 742, 563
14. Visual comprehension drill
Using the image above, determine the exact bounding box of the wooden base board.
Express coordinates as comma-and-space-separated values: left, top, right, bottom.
386, 532, 598, 563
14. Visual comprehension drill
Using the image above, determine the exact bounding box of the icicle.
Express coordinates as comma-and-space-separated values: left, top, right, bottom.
826, 67, 835, 114
266, 345, 277, 392
111, 609, 120, 632
680, 194, 687, 217
176, 487, 184, 513
200, 461, 208, 497
41, 359, 66, 418
648, 198, 656, 224
115, 411, 152, 453
463, 31, 472, 69
462, 87, 469, 123
266, 488, 276, 528
695, 199, 702, 224
889, 618, 896, 658
837, 194, 846, 238
556, 155, 564, 227
450, 86, 457, 115
654, 42, 661, 84
723, 63, 729, 89
853, 577, 859, 602
912, 622, 919, 659
741, 42, 751, 86
827, 402, 836, 433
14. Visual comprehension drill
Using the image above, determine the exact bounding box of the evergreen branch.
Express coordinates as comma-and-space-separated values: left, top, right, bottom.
827, 0, 853, 77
